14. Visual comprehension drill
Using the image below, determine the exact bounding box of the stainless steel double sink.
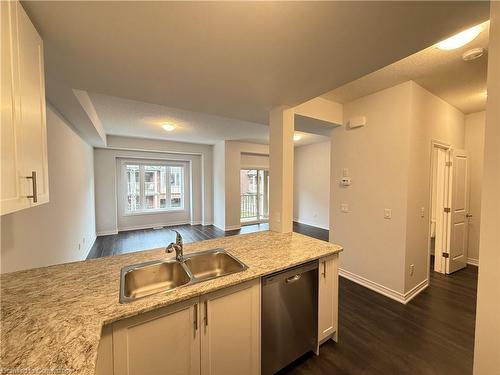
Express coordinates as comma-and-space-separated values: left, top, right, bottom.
119, 248, 248, 303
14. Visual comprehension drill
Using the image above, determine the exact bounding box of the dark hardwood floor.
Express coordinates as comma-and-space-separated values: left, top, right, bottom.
87, 223, 269, 258
88, 221, 477, 375
281, 263, 478, 375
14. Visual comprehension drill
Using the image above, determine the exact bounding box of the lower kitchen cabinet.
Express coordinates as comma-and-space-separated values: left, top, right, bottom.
112, 297, 200, 375
96, 279, 260, 375
201, 279, 260, 375
318, 254, 339, 345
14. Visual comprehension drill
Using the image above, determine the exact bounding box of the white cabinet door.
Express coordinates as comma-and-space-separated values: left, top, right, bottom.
201, 280, 260, 375
0, 0, 48, 215
16, 0, 49, 207
318, 254, 339, 344
1, 0, 24, 215
112, 298, 200, 375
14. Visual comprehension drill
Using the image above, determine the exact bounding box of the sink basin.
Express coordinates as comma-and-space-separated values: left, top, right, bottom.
120, 260, 191, 303
184, 248, 248, 282
119, 248, 248, 303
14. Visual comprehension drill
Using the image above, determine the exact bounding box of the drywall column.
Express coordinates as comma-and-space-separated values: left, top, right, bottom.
473, 2, 500, 373
269, 106, 294, 233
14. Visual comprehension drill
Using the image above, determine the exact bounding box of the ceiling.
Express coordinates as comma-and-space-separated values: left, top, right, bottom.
322, 21, 489, 114
23, 1, 490, 126
89, 92, 329, 146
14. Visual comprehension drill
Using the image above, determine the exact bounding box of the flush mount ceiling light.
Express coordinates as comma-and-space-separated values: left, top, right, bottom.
436, 25, 482, 50
293, 134, 302, 141
462, 47, 485, 61
162, 123, 175, 132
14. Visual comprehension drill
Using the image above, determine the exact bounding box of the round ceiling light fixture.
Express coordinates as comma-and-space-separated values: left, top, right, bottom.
293, 134, 302, 141
162, 123, 175, 132
462, 47, 485, 61
436, 25, 482, 50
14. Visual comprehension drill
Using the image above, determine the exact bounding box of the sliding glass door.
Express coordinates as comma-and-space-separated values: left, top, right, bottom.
240, 169, 269, 223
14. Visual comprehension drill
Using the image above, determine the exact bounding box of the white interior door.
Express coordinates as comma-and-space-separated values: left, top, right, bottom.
433, 147, 449, 274
446, 149, 469, 274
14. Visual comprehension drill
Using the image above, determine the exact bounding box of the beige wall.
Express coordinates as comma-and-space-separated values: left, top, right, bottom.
404, 81, 465, 292
330, 82, 412, 295
474, 2, 500, 372
464, 111, 485, 263
1, 106, 96, 273
293, 141, 330, 229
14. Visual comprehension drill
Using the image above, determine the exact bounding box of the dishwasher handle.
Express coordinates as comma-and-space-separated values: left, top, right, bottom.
285, 274, 301, 283
262, 261, 318, 286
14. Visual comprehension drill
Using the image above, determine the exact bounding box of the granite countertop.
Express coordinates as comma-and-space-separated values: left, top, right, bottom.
0, 231, 342, 375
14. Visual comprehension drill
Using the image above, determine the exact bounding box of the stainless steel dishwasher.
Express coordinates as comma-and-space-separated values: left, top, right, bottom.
261, 261, 318, 375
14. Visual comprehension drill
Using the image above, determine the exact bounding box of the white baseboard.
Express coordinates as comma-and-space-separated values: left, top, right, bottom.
404, 279, 429, 304
212, 223, 241, 231
339, 268, 428, 304
190, 220, 202, 225
96, 229, 118, 236
293, 218, 329, 231
467, 257, 479, 266
118, 221, 191, 232
225, 224, 241, 231
83, 232, 98, 259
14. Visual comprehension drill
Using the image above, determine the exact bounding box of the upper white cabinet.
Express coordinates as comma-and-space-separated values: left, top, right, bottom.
1, 0, 48, 216
318, 254, 339, 345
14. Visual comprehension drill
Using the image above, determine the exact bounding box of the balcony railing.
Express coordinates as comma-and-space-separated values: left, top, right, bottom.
241, 193, 258, 220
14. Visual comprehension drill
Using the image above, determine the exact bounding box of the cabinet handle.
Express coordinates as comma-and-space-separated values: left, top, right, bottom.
26, 171, 37, 203
194, 303, 198, 331
204, 300, 208, 327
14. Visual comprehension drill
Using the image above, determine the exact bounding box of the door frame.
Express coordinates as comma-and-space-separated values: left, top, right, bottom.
427, 140, 452, 280
240, 167, 269, 225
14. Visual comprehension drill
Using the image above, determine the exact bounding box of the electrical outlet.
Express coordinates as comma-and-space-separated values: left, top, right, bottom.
341, 203, 349, 213
410, 264, 415, 276
384, 208, 392, 219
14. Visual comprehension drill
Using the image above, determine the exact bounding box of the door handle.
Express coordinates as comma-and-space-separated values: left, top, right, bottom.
204, 300, 208, 327
285, 274, 301, 283
26, 171, 37, 203
194, 303, 198, 331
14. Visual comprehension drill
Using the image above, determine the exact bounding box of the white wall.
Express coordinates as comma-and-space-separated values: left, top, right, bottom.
330, 81, 465, 300
293, 141, 330, 229
94, 140, 209, 234
474, 2, 500, 372
330, 82, 412, 296
404, 81, 465, 292
213, 141, 269, 231
212, 141, 226, 230
1, 105, 96, 273
464, 111, 485, 264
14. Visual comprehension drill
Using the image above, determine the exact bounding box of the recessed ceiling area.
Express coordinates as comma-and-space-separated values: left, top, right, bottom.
322, 21, 489, 114
89, 93, 329, 146
23, 1, 489, 125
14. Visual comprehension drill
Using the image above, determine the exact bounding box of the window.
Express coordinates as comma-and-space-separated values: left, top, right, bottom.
123, 161, 185, 213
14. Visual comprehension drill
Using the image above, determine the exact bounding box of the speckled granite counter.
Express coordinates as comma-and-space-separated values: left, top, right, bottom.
0, 231, 342, 375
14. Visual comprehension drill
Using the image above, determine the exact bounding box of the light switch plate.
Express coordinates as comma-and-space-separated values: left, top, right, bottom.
341, 203, 349, 213
384, 208, 392, 219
